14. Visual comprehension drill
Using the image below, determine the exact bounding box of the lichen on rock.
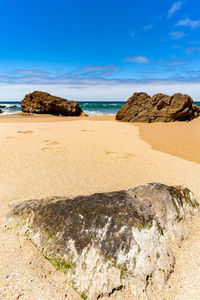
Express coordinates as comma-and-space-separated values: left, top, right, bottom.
6, 189, 178, 299
7, 182, 199, 299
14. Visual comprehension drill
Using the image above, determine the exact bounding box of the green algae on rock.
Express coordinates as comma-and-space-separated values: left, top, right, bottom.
6, 189, 176, 299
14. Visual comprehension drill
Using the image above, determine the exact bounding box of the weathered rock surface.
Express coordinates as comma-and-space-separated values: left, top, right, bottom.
6, 183, 199, 299
21, 91, 83, 116
128, 183, 199, 243
7, 190, 175, 299
9, 105, 18, 109
116, 92, 200, 122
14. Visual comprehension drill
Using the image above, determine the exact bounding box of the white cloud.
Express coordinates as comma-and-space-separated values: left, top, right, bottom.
1, 81, 200, 102
176, 18, 200, 29
124, 56, 150, 63
169, 31, 185, 39
168, 1, 183, 18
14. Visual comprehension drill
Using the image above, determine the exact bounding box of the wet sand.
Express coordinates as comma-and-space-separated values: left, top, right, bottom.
136, 117, 200, 165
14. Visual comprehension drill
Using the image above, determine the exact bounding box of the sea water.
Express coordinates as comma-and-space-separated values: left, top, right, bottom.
0, 101, 199, 116
0, 101, 126, 116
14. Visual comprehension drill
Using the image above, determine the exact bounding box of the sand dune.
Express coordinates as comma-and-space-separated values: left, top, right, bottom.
1, 115, 200, 299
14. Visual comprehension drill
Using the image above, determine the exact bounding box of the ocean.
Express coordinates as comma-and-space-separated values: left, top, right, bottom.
0, 101, 200, 116
0, 101, 126, 116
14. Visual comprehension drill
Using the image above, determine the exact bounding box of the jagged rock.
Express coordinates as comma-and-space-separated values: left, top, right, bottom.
128, 183, 199, 243
9, 105, 18, 109
6, 190, 175, 299
116, 92, 200, 122
21, 91, 83, 116
0, 105, 6, 108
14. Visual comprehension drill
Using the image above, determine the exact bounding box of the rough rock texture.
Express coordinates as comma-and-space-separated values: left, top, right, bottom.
116, 92, 200, 122
9, 105, 18, 109
6, 190, 175, 299
128, 183, 199, 243
21, 91, 83, 116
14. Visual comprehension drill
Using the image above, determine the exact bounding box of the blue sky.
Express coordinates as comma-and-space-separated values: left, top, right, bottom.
1, 0, 200, 101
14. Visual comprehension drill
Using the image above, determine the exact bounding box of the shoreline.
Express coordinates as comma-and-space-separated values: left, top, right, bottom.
0, 113, 115, 123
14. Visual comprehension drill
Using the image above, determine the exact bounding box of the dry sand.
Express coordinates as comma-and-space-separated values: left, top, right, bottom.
1, 115, 200, 299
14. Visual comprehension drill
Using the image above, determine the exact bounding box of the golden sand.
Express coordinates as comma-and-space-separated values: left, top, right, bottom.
136, 117, 200, 165
1, 115, 200, 299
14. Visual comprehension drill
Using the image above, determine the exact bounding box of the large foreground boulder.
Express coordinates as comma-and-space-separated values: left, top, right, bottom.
116, 92, 200, 122
6, 183, 198, 299
21, 91, 83, 116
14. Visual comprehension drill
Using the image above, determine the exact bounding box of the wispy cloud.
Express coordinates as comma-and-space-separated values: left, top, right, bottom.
176, 18, 200, 29
143, 24, 153, 31
74, 65, 120, 78
2, 67, 200, 101
168, 1, 183, 18
169, 31, 185, 39
15, 70, 49, 76
124, 56, 150, 63
166, 58, 186, 65
185, 47, 200, 55
2, 78, 200, 102
189, 40, 200, 45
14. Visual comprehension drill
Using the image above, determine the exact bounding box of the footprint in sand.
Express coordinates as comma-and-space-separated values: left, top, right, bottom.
41, 140, 69, 159
6, 136, 16, 139
41, 147, 54, 151
105, 150, 136, 159
81, 129, 95, 132
17, 130, 33, 134
41, 140, 59, 151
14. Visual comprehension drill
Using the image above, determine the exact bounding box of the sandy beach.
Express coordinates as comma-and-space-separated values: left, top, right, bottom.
136, 117, 200, 165
1, 115, 200, 299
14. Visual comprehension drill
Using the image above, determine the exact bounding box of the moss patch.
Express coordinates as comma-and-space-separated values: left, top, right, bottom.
81, 292, 87, 299
43, 254, 76, 274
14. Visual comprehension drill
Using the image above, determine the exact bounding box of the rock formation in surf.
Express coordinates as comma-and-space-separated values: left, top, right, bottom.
21, 91, 83, 117
6, 183, 199, 299
116, 92, 200, 122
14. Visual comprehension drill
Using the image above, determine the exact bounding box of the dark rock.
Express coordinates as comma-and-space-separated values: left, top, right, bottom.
9, 105, 18, 109
0, 105, 6, 108
7, 183, 198, 299
0, 109, 3, 114
116, 92, 200, 122
7, 189, 175, 299
21, 91, 83, 116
